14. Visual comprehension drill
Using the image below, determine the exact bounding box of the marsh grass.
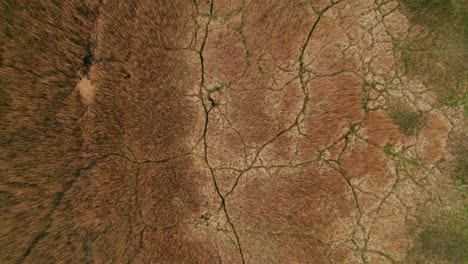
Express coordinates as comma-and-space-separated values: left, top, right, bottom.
449, 138, 468, 185
400, 0, 466, 27
407, 209, 468, 263
399, 0, 467, 111
455, 148, 467, 185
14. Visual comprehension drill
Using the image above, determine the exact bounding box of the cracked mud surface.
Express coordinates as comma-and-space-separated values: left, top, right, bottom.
1, 0, 466, 263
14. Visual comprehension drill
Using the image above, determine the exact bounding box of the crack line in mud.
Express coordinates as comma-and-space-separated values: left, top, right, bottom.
126, 165, 146, 264
296, 4, 336, 136
323, 123, 373, 262
196, 1, 246, 263
224, 2, 338, 198
19, 154, 117, 263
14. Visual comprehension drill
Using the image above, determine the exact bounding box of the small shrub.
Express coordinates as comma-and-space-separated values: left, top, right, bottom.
383, 143, 396, 157
390, 111, 422, 135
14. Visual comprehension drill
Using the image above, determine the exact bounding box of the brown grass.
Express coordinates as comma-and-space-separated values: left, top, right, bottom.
1, 0, 465, 263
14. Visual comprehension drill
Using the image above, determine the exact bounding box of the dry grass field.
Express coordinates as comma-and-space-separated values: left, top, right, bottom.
1, 0, 466, 263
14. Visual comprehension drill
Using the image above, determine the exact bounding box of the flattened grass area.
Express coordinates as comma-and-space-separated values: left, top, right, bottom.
399, 0, 467, 111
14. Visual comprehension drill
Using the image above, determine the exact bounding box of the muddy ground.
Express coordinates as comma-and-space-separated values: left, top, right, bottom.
1, 0, 466, 263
